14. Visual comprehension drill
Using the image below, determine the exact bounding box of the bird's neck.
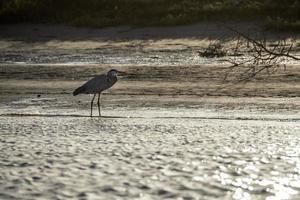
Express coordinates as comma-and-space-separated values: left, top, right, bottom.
107, 75, 117, 82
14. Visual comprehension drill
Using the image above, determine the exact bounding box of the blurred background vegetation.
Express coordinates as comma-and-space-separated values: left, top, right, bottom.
0, 0, 299, 31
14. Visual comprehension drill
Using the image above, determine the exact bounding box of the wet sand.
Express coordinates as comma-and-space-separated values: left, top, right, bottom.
0, 23, 300, 199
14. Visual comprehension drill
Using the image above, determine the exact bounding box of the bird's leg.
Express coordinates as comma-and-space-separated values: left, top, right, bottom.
90, 94, 96, 117
97, 93, 101, 117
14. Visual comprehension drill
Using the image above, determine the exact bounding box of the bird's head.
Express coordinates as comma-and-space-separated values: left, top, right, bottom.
107, 69, 126, 77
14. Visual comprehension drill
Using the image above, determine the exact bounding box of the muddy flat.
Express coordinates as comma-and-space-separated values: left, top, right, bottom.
0, 23, 300, 200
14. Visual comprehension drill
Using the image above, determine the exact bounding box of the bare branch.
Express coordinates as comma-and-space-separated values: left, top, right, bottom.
217, 27, 300, 85
226, 27, 300, 60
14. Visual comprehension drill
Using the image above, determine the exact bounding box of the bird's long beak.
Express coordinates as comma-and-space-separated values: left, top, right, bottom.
117, 70, 127, 75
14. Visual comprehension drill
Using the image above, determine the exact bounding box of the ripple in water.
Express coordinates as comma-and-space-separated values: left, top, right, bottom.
0, 114, 299, 199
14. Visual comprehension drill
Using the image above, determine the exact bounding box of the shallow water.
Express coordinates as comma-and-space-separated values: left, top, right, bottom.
1, 28, 300, 199
0, 95, 300, 200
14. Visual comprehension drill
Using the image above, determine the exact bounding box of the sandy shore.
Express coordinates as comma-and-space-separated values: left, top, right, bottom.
1, 22, 300, 52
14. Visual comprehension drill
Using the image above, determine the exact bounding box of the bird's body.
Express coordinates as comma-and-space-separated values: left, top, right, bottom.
73, 69, 124, 117
73, 74, 117, 96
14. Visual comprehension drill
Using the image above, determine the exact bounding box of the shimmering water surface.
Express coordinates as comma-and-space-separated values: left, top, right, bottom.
0, 96, 300, 200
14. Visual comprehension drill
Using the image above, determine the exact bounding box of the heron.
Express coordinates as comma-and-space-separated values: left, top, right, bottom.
73, 69, 125, 117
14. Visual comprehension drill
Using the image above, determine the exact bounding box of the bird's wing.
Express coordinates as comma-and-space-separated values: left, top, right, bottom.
82, 74, 110, 93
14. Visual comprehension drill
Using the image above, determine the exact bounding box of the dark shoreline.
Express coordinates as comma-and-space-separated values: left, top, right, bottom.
1, 22, 300, 42
1, 0, 300, 31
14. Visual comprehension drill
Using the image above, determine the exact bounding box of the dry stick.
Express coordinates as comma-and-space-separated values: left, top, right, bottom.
226, 27, 300, 60
226, 27, 298, 77
222, 58, 256, 81
212, 27, 300, 93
